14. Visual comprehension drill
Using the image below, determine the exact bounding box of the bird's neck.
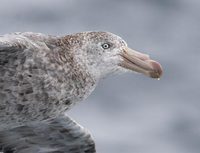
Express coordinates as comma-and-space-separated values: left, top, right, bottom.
44, 39, 98, 111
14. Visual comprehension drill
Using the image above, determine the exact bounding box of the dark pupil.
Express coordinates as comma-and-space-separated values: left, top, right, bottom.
103, 43, 109, 49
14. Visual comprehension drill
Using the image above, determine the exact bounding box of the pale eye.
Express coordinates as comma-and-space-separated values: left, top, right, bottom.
102, 43, 110, 49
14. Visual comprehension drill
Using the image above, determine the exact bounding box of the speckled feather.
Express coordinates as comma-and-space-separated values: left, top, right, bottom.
0, 116, 95, 153
0, 31, 127, 153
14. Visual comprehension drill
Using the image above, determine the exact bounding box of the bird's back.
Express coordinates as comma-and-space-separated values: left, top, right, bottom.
0, 32, 96, 130
0, 33, 56, 128
0, 32, 97, 153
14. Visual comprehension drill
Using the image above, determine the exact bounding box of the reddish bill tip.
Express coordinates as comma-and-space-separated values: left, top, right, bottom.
148, 60, 163, 78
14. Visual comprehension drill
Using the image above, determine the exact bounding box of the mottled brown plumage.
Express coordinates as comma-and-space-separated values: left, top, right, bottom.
0, 31, 162, 153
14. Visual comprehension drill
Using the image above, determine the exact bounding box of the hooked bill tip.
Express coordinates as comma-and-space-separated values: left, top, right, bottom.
148, 60, 163, 78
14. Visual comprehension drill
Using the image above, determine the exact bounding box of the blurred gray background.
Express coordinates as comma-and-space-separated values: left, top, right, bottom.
0, 0, 200, 153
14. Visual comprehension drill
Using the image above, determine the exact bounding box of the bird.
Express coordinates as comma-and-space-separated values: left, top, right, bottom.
0, 31, 162, 153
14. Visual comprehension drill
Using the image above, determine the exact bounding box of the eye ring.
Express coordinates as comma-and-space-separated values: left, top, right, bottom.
102, 43, 110, 49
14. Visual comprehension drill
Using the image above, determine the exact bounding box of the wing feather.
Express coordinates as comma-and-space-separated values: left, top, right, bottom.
0, 116, 96, 153
0, 34, 27, 67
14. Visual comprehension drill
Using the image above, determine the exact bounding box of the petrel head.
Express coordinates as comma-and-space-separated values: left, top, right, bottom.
69, 31, 163, 79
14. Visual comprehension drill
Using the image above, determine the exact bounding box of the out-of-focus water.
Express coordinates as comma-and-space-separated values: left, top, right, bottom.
0, 0, 200, 153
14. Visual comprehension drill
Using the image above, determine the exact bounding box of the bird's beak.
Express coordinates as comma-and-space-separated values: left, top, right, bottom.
119, 47, 163, 78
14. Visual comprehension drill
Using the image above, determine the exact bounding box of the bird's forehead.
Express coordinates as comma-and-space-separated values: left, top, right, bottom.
85, 32, 127, 46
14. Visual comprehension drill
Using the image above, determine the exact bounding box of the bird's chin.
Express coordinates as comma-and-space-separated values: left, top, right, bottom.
119, 47, 163, 78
